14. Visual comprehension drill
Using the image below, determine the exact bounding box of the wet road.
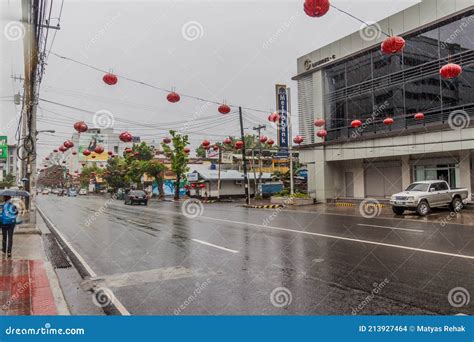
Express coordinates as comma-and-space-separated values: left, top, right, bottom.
37, 196, 474, 315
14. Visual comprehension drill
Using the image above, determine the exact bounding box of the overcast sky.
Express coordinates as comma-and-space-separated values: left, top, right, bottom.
1, 0, 420, 161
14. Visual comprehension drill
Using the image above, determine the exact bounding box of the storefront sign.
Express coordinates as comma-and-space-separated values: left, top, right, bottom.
275, 85, 289, 156
0, 136, 8, 159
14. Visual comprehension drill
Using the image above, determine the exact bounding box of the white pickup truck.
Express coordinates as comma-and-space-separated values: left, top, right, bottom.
390, 180, 469, 216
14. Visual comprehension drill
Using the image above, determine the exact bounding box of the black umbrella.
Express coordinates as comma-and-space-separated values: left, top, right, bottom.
0, 189, 30, 197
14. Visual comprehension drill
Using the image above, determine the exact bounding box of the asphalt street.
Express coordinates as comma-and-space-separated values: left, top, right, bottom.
37, 195, 474, 315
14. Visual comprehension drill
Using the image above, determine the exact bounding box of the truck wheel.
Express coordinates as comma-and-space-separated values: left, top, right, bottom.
416, 200, 430, 216
449, 197, 463, 212
392, 206, 405, 215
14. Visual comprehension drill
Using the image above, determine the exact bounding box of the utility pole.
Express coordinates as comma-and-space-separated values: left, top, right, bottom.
239, 107, 250, 205
252, 124, 266, 197
217, 146, 221, 200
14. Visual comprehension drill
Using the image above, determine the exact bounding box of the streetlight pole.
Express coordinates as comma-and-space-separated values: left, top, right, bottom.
252, 124, 266, 197
239, 107, 250, 205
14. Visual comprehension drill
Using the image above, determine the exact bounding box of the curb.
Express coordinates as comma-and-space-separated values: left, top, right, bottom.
37, 206, 130, 316
243, 204, 282, 209
333, 202, 389, 208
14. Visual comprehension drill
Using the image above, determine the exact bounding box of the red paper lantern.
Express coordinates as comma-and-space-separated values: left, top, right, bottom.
259, 135, 268, 143
167, 91, 180, 103
351, 120, 362, 128
414, 112, 425, 120
45, 157, 49, 160
235, 141, 244, 149
381, 36, 406, 54
199, 183, 206, 189
293, 135, 304, 144
184, 184, 190, 190
163, 137, 172, 144
184, 147, 190, 154
53, 149, 58, 153
439, 63, 462, 79
119, 131, 133, 143
314, 119, 325, 127
218, 103, 231, 114
59, 146, 67, 152
103, 73, 118, 85
63, 140, 74, 149
91, 155, 96, 159
44, 165, 47, 167
73, 121, 88, 133
125, 147, 133, 154
213, 144, 219, 151
268, 112, 280, 123
62, 161, 66, 164
202, 139, 210, 147
383, 117, 394, 125
223, 138, 232, 145
316, 129, 327, 138
82, 149, 91, 156
107, 151, 113, 156
267, 139, 274, 146
72, 151, 77, 155
191, 183, 196, 188
304, 0, 330, 18
94, 145, 104, 154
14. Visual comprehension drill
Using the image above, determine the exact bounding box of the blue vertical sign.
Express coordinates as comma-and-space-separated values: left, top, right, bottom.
275, 84, 289, 156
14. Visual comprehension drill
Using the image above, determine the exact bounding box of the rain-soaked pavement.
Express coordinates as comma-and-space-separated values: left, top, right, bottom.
37, 195, 474, 315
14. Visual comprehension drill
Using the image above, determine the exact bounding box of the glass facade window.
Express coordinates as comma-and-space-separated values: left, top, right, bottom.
413, 164, 459, 188
322, 10, 474, 141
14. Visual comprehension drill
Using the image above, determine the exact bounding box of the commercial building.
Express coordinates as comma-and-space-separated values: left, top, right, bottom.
293, 1, 474, 202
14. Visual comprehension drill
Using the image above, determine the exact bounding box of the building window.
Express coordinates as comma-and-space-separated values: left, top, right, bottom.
413, 164, 459, 187
320, 10, 474, 142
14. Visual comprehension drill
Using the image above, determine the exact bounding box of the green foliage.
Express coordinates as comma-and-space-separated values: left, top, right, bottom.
275, 190, 309, 198
0, 174, 15, 189
143, 160, 166, 197
161, 130, 189, 199
78, 165, 103, 187
102, 157, 128, 191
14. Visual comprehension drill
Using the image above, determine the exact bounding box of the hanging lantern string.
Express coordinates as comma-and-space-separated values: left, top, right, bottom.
51, 51, 269, 114
329, 4, 391, 38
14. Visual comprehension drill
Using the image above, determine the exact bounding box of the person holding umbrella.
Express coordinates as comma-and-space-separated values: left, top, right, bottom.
1, 196, 18, 258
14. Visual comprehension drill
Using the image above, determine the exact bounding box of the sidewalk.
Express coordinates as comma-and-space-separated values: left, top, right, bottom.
0, 214, 69, 316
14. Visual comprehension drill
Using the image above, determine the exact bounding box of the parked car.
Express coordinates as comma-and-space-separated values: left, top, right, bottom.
68, 189, 78, 197
42, 188, 50, 195
52, 188, 59, 194
124, 190, 148, 205
79, 189, 87, 195
390, 180, 469, 216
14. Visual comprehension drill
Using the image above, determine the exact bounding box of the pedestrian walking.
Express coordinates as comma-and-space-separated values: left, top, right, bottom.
1, 196, 18, 258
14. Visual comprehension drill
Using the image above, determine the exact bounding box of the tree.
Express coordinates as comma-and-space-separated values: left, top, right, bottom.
78, 165, 102, 188
161, 130, 189, 200
103, 157, 128, 192
0, 174, 16, 189
143, 160, 166, 198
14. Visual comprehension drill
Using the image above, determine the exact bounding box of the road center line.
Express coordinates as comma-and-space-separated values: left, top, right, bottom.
357, 223, 424, 233
197, 216, 474, 260
191, 239, 239, 254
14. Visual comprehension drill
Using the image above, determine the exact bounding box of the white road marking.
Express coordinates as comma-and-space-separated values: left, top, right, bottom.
197, 216, 474, 260
191, 239, 239, 254
357, 223, 424, 233
37, 206, 131, 316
